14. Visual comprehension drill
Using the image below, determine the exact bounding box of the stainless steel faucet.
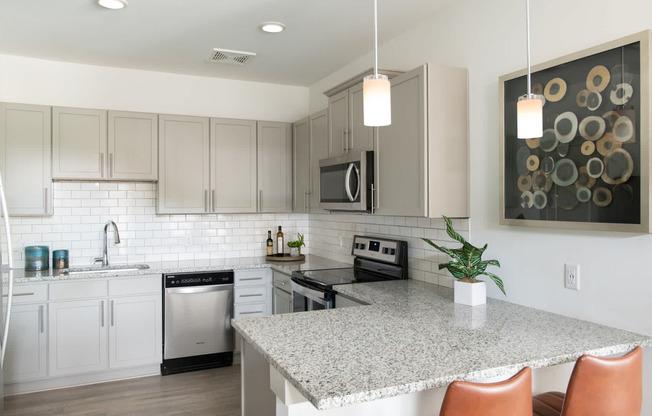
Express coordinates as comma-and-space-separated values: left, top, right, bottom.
94, 220, 121, 266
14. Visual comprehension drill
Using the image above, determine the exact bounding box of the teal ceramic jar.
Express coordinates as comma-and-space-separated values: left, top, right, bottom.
52, 249, 69, 269
25, 245, 49, 271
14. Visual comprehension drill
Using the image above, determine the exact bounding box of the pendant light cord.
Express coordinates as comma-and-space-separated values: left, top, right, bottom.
525, 0, 532, 98
373, 0, 379, 77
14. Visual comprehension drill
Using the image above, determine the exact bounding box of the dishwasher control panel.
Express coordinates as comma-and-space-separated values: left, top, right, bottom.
164, 270, 234, 288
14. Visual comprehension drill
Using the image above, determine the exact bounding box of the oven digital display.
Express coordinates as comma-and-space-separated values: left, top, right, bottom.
369, 241, 380, 252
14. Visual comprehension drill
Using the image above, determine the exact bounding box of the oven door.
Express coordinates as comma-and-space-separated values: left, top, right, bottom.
290, 281, 333, 312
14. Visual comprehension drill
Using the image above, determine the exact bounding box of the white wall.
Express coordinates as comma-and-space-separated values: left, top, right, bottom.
0, 54, 309, 122
309, 0, 652, 412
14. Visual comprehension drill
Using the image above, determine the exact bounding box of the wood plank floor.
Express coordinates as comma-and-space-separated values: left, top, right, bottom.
4, 365, 241, 416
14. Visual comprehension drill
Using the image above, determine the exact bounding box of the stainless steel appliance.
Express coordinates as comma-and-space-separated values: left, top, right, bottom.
291, 236, 408, 311
0, 171, 15, 412
162, 270, 234, 375
319, 151, 374, 212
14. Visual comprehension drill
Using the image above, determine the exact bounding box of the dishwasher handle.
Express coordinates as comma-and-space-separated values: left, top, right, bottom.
165, 284, 234, 295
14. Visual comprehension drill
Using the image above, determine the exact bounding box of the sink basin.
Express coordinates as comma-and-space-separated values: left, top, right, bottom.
63, 264, 150, 275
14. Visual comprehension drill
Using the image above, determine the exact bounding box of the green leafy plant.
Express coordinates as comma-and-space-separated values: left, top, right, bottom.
422, 216, 505, 295
287, 233, 305, 255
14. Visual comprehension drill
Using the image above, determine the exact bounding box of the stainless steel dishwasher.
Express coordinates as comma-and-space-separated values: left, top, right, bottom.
161, 270, 234, 375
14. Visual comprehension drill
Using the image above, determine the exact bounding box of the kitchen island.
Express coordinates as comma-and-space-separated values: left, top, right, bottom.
233, 279, 652, 416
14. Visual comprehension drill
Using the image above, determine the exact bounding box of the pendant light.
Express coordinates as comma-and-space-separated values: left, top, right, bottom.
517, 0, 543, 139
363, 0, 391, 127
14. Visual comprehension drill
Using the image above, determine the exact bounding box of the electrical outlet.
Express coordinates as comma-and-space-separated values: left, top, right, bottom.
185, 235, 192, 246
565, 264, 580, 290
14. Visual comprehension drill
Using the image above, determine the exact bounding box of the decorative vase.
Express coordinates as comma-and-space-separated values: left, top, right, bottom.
290, 247, 300, 257
454, 280, 486, 306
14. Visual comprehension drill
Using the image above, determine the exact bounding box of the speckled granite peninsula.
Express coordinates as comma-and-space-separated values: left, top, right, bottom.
233, 279, 652, 413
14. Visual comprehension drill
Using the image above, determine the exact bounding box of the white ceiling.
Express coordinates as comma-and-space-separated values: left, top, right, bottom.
0, 0, 455, 87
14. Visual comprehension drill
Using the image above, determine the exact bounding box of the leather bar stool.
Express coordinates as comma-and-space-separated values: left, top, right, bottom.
440, 366, 532, 416
532, 346, 642, 416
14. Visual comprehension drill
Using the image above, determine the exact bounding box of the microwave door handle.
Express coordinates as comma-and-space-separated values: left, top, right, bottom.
344, 163, 355, 202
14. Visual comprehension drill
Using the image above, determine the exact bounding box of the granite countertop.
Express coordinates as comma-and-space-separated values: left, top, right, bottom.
232, 279, 652, 410
3, 255, 352, 284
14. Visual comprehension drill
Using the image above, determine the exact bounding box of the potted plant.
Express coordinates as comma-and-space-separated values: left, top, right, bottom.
422, 216, 505, 306
287, 233, 305, 257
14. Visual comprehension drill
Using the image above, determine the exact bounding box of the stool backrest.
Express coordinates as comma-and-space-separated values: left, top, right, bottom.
440, 366, 532, 416
562, 346, 642, 416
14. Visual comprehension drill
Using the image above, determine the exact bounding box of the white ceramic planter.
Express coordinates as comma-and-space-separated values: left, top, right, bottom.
454, 280, 486, 306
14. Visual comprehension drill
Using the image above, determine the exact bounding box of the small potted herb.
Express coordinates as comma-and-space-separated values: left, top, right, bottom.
287, 233, 305, 257
422, 216, 504, 306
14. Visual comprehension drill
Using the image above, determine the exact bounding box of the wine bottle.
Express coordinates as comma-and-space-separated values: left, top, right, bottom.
266, 230, 274, 256
277, 226, 284, 255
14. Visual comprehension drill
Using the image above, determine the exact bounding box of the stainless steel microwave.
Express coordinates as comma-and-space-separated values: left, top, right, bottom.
319, 151, 374, 212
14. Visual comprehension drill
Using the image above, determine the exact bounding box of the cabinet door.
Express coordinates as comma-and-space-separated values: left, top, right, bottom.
292, 117, 310, 213
108, 111, 158, 181
210, 118, 257, 213
375, 65, 427, 216
348, 83, 375, 153
272, 287, 292, 315
109, 294, 162, 369
158, 115, 210, 214
4, 304, 47, 383
257, 121, 292, 213
309, 110, 329, 213
52, 107, 107, 180
0, 103, 52, 216
328, 90, 349, 157
48, 299, 108, 377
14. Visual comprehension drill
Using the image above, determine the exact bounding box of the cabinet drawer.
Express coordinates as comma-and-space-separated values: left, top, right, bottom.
109, 275, 161, 296
5, 283, 47, 304
272, 271, 292, 290
234, 269, 270, 286
234, 302, 267, 318
49, 280, 108, 301
234, 286, 267, 304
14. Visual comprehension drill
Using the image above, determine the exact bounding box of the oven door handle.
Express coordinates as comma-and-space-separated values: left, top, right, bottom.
291, 282, 330, 306
344, 163, 360, 202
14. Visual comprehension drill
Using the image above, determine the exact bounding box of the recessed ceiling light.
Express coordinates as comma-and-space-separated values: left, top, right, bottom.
98, 0, 128, 10
260, 22, 285, 33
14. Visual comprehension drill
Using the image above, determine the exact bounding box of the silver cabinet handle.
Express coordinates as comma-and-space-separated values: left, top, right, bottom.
239, 277, 263, 282
100, 153, 105, 178
109, 153, 114, 178
110, 300, 114, 327
239, 294, 263, 298
3, 292, 35, 297
101, 300, 105, 327
371, 183, 376, 214
348, 129, 352, 153
44, 188, 48, 213
39, 305, 44, 333
258, 190, 262, 212
204, 190, 208, 212
239, 311, 263, 316
212, 190, 216, 212
343, 128, 348, 153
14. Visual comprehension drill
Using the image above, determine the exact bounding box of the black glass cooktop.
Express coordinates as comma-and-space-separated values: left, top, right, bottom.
291, 267, 396, 291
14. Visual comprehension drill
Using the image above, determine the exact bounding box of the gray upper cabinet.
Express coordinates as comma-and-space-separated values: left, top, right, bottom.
53, 107, 157, 181
292, 117, 310, 213
375, 64, 469, 218
210, 118, 257, 213
108, 111, 158, 181
0, 103, 52, 216
258, 121, 292, 213
53, 107, 107, 180
309, 110, 329, 213
157, 115, 210, 214
327, 82, 374, 158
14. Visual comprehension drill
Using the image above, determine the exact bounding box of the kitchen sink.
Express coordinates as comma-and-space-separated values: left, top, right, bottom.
63, 264, 150, 275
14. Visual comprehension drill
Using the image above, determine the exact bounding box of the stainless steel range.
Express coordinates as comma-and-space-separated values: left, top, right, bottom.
291, 235, 408, 311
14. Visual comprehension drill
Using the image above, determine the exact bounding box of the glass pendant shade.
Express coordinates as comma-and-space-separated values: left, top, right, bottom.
517, 95, 543, 138
363, 74, 391, 127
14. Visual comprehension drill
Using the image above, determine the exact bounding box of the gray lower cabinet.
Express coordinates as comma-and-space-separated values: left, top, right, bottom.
0, 103, 52, 216
272, 271, 292, 314
375, 64, 469, 218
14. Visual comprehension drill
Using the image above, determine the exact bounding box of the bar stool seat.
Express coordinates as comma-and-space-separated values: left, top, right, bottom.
532, 346, 642, 416
440, 366, 532, 416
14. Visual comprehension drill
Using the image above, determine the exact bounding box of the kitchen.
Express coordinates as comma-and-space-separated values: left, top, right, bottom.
1, 0, 652, 415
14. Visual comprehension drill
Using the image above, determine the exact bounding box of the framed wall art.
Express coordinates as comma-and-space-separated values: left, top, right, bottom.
499, 31, 652, 232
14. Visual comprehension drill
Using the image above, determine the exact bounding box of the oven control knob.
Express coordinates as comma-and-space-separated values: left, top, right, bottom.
382, 247, 389, 254
360, 244, 365, 249
390, 248, 396, 255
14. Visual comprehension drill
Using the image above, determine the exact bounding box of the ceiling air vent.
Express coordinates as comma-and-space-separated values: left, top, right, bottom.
209, 48, 256, 66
